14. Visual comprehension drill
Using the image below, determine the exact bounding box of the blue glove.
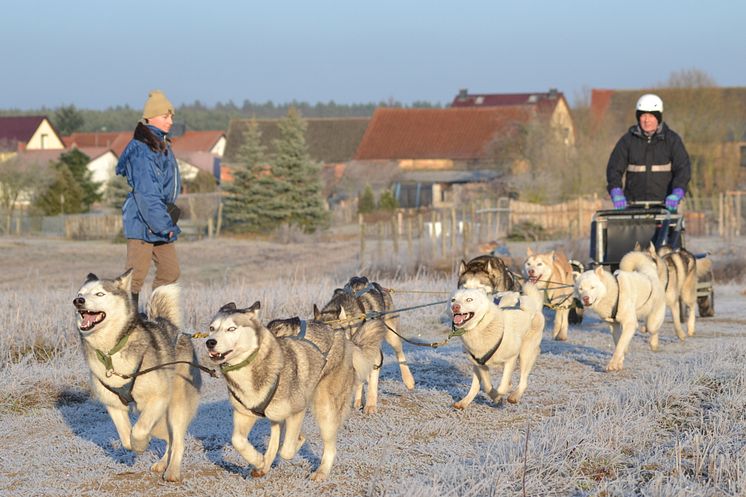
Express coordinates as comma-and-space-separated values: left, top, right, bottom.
610, 187, 627, 210
665, 188, 685, 212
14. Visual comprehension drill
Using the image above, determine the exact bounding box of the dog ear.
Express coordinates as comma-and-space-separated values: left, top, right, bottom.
313, 304, 321, 320
458, 260, 466, 276
594, 266, 605, 277
647, 242, 657, 256
85, 273, 99, 283
245, 301, 261, 317
526, 247, 534, 256
219, 302, 237, 312
338, 306, 347, 320
114, 269, 133, 292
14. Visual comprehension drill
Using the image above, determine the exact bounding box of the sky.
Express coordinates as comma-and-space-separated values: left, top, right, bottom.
2, 0, 745, 110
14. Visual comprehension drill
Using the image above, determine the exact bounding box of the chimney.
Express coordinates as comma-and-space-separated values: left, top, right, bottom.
548, 88, 558, 99
458, 88, 468, 100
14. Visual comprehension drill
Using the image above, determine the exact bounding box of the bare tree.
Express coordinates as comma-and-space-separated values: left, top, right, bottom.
0, 158, 42, 234
662, 68, 718, 88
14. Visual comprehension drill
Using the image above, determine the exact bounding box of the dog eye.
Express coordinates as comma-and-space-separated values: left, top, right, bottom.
95, 292, 105, 297
227, 326, 237, 332
209, 326, 215, 332
466, 298, 472, 302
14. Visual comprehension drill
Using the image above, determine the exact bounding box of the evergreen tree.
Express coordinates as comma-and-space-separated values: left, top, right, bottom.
271, 108, 328, 233
378, 189, 399, 211
358, 184, 376, 214
57, 149, 101, 210
53, 105, 85, 135
33, 163, 85, 215
222, 119, 284, 232
104, 174, 130, 209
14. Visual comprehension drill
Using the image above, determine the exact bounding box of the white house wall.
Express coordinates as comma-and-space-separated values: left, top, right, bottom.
86, 152, 119, 193
210, 136, 226, 157
26, 120, 64, 150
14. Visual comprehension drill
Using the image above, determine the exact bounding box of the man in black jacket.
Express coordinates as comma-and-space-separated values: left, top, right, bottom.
606, 94, 691, 212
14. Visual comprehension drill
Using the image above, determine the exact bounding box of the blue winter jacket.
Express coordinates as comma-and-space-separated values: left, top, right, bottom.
115, 125, 181, 243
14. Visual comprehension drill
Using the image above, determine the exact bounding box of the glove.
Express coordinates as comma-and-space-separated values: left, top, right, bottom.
665, 188, 685, 212
610, 187, 627, 210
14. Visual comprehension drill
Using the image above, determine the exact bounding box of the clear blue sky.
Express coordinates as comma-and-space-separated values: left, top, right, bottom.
3, 0, 744, 110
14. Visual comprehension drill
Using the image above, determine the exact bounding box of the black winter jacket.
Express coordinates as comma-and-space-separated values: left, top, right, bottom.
606, 122, 691, 202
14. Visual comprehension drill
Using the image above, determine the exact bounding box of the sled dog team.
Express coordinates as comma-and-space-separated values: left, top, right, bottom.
73, 243, 698, 481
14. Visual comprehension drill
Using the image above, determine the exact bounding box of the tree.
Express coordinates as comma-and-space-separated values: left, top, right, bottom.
53, 105, 85, 135
0, 158, 40, 233
358, 184, 376, 214
33, 163, 85, 215
378, 189, 399, 211
222, 119, 283, 232
104, 174, 130, 210
271, 108, 329, 233
56, 149, 101, 210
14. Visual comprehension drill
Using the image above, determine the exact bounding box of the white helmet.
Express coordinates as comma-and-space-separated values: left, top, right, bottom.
636, 94, 663, 113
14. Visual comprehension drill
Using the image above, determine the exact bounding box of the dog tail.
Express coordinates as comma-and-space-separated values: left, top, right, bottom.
619, 251, 658, 281
349, 320, 386, 385
147, 283, 183, 329
520, 282, 544, 314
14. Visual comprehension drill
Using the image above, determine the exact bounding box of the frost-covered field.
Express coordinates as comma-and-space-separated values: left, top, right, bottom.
0, 237, 744, 497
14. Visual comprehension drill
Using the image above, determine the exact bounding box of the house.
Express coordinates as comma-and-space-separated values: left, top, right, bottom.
590, 87, 746, 189
451, 88, 575, 145
0, 116, 65, 157
63, 131, 131, 156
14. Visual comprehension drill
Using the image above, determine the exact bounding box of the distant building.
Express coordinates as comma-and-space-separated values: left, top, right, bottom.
0, 116, 65, 156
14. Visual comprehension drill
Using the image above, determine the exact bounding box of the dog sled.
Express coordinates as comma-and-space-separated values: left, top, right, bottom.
588, 202, 715, 317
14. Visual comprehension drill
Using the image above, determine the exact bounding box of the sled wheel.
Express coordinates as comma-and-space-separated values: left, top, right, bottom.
698, 288, 715, 317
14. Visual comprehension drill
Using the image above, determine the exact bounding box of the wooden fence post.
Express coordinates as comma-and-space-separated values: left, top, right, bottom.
359, 214, 365, 269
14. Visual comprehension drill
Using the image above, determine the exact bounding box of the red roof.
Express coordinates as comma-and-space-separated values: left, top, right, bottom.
64, 131, 131, 156
170, 130, 224, 155
354, 107, 533, 161
0, 116, 51, 147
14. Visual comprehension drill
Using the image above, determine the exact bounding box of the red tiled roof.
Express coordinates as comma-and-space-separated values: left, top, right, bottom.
170, 130, 224, 154
0, 116, 49, 145
64, 131, 131, 156
354, 107, 533, 160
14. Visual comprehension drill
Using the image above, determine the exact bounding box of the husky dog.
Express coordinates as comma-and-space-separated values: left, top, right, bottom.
73, 270, 202, 482
315, 276, 414, 414
265, 315, 384, 474
523, 248, 578, 341
449, 284, 544, 410
206, 302, 340, 481
575, 251, 666, 371
635, 243, 698, 339
458, 255, 521, 293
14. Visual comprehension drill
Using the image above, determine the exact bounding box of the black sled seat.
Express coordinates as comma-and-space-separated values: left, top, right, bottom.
589, 205, 684, 270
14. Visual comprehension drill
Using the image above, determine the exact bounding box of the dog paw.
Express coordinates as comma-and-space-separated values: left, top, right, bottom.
130, 434, 150, 454
151, 460, 168, 474
310, 470, 328, 481
162, 469, 182, 482
507, 393, 521, 404
251, 468, 267, 478
403, 376, 415, 390
452, 401, 466, 410
606, 361, 624, 372
363, 405, 377, 415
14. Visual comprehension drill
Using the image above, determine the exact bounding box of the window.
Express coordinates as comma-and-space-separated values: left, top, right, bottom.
740, 145, 746, 168
40, 133, 48, 149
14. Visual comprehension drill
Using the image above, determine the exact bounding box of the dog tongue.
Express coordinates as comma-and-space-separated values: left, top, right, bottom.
453, 314, 465, 326
81, 312, 102, 328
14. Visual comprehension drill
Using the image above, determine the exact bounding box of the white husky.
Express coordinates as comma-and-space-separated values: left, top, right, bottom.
575, 251, 666, 371
449, 284, 544, 410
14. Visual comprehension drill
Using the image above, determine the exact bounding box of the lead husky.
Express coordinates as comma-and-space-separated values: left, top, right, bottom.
315, 275, 414, 414
575, 251, 666, 371
449, 284, 544, 410
206, 302, 338, 481
73, 270, 202, 482
523, 248, 584, 340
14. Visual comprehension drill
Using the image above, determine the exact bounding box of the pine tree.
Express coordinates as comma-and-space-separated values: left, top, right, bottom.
33, 163, 85, 215
57, 149, 101, 210
378, 189, 399, 211
222, 119, 285, 232
271, 108, 328, 233
104, 174, 130, 210
358, 184, 376, 214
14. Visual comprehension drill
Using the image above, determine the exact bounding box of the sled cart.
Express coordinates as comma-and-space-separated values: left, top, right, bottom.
588, 203, 715, 317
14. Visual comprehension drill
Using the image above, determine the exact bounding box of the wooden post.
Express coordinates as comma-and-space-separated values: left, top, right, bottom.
359, 214, 366, 269
430, 210, 437, 260
215, 201, 223, 238
718, 192, 724, 238
207, 217, 214, 238
391, 215, 399, 255
450, 207, 457, 252
407, 215, 413, 259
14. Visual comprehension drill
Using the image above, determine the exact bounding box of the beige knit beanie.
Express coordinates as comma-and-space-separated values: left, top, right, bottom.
142, 90, 174, 119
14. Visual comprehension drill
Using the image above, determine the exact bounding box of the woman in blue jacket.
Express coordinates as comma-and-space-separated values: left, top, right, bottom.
115, 90, 182, 309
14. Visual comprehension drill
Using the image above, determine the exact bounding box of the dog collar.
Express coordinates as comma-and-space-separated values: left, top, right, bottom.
220, 349, 259, 374
95, 331, 132, 376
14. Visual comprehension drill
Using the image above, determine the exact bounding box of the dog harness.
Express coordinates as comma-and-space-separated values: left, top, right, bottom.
221, 349, 281, 418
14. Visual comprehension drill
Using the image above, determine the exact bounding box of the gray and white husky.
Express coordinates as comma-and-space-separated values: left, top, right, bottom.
315, 275, 415, 414
73, 270, 202, 482
206, 302, 344, 481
